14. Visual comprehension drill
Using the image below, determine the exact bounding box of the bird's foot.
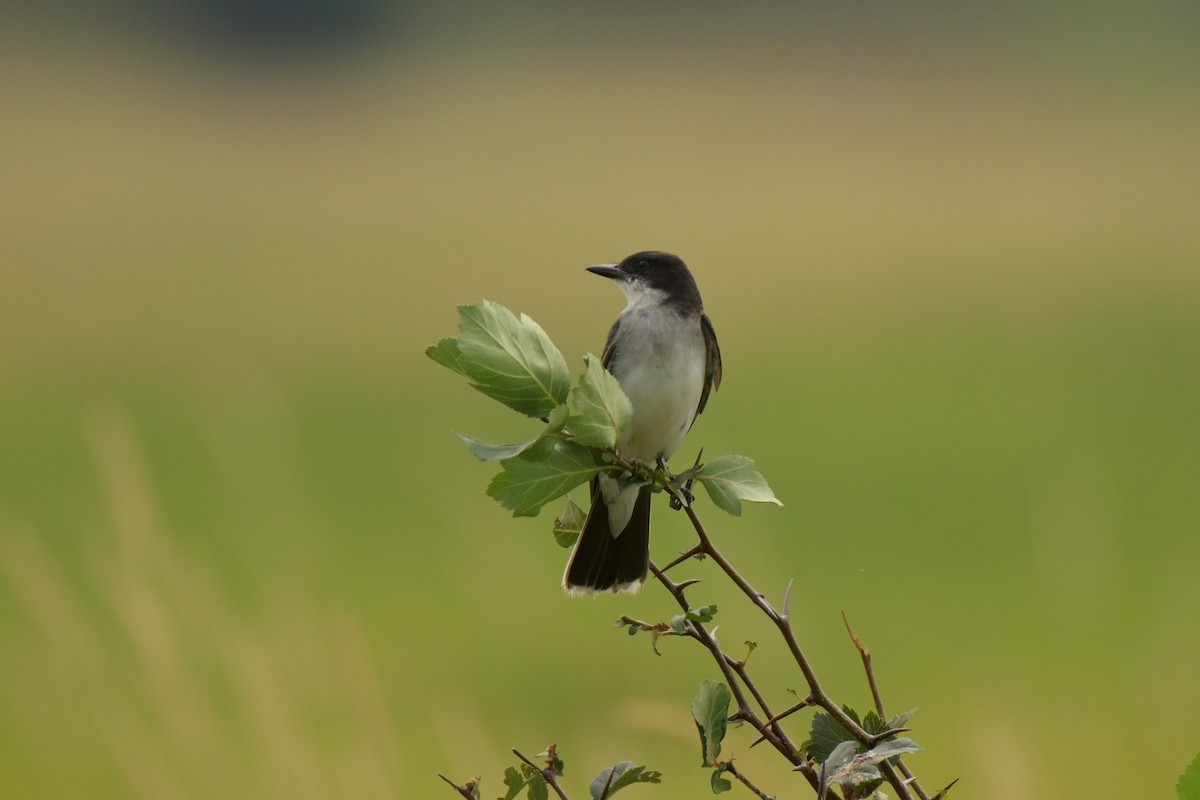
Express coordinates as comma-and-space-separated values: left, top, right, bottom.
668, 482, 695, 510
652, 456, 688, 509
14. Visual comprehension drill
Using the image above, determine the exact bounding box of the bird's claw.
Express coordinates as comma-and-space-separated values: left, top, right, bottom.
669, 484, 695, 510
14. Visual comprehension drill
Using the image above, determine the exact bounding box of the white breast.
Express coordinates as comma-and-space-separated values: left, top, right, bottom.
610, 306, 706, 464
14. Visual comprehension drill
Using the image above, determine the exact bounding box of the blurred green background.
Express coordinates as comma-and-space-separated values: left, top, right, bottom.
2, 2, 1198, 798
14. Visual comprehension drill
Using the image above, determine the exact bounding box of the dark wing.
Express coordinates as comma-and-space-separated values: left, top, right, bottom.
600, 317, 621, 369
694, 313, 722, 418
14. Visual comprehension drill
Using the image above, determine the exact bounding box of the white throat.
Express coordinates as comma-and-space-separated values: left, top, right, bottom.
618, 280, 670, 313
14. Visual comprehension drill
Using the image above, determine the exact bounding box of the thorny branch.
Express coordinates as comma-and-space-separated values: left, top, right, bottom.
442, 453, 953, 800
724, 762, 777, 799
437, 774, 479, 798
513, 748, 569, 800
648, 472, 940, 800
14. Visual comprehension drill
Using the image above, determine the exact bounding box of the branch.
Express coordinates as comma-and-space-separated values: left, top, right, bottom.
724, 762, 777, 800
659, 487, 929, 800
842, 611, 886, 718
513, 748, 569, 800
748, 700, 811, 748
648, 562, 820, 792
437, 774, 479, 799
842, 612, 933, 800
649, 566, 797, 755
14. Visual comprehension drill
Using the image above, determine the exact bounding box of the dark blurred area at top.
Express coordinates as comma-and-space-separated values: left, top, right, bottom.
7, 0, 1200, 68
9, 0, 409, 55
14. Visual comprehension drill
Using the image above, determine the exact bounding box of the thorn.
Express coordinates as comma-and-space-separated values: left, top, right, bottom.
783, 578, 795, 619
682, 447, 704, 496
930, 778, 960, 799
659, 546, 701, 572
870, 727, 911, 744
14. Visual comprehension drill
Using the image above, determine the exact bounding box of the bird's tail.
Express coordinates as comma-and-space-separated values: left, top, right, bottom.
562, 478, 651, 595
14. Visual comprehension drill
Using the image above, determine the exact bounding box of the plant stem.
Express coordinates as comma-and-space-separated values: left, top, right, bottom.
512, 749, 570, 800
842, 611, 887, 718
725, 762, 777, 799
665, 490, 921, 800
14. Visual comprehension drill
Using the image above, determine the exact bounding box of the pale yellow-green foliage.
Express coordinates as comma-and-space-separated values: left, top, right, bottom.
2, 408, 405, 799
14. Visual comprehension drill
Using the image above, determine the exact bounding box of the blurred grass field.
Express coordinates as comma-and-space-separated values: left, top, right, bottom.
2, 6, 1199, 799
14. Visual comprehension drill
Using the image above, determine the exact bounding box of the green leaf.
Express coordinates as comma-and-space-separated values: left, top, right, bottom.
818, 740, 860, 798
527, 405, 571, 460
454, 300, 572, 419
889, 709, 916, 731
525, 773, 548, 800
426, 336, 466, 375
588, 762, 662, 800
823, 738, 922, 796
867, 738, 922, 761
615, 617, 675, 654
487, 440, 605, 517
501, 766, 527, 800
1180, 752, 1200, 800
671, 605, 718, 634
694, 455, 782, 516
458, 433, 541, 462
692, 681, 732, 767
710, 769, 732, 794
863, 710, 888, 736
552, 497, 586, 548
807, 709, 857, 763
457, 406, 569, 463
566, 354, 633, 449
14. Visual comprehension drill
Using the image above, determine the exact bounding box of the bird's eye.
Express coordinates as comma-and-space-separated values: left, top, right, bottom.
637, 260, 649, 270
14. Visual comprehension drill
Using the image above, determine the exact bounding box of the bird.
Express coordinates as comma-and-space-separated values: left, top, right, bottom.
563, 251, 722, 595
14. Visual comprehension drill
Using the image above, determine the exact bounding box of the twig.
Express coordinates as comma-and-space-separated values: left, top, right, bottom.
841, 610, 886, 718
901, 766, 933, 800
724, 762, 776, 799
648, 562, 818, 792
678, 502, 874, 738
841, 611, 933, 800
596, 762, 618, 800
728, 657, 791, 747
437, 774, 478, 798
748, 699, 812, 748
658, 544, 704, 573
662, 490, 925, 800
512, 748, 569, 800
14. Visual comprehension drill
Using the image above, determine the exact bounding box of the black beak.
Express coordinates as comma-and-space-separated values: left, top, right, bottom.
586, 264, 624, 280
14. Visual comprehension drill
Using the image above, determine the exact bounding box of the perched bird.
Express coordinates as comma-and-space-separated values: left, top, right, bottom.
563, 251, 722, 594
